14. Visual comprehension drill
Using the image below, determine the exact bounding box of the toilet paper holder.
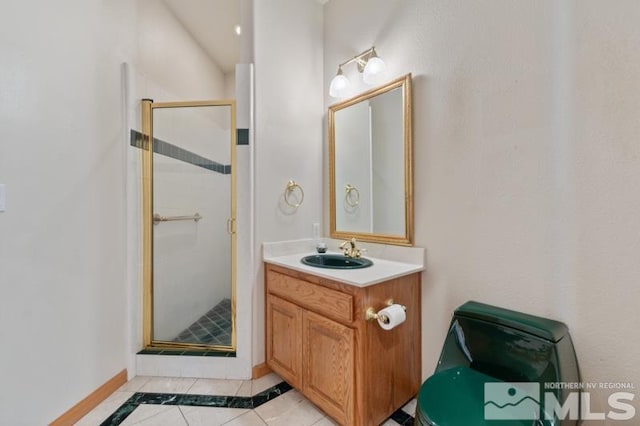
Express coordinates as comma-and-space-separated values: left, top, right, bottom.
365, 299, 407, 324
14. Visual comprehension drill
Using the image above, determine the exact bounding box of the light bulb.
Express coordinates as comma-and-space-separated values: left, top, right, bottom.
362, 56, 387, 85
329, 69, 351, 98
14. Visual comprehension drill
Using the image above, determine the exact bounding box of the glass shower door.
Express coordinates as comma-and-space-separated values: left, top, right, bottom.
142, 100, 236, 351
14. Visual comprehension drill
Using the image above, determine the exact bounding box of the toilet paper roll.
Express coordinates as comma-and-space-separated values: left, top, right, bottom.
376, 304, 406, 330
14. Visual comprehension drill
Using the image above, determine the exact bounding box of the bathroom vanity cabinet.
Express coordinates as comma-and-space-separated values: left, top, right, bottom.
264, 263, 421, 426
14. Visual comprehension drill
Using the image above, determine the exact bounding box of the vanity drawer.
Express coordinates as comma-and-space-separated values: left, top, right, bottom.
267, 271, 354, 323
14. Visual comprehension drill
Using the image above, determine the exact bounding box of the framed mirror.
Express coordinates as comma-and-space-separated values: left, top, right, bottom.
329, 74, 413, 246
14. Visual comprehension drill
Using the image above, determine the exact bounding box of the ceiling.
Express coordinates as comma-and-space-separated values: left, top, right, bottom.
163, 0, 241, 73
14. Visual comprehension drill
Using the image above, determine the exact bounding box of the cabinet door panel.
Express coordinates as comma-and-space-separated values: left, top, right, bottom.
303, 310, 354, 425
266, 295, 302, 388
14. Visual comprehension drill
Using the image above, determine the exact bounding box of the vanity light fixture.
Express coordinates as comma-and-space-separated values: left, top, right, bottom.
329, 46, 387, 98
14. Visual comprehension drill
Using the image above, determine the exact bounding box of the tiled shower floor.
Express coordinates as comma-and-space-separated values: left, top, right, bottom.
174, 298, 232, 346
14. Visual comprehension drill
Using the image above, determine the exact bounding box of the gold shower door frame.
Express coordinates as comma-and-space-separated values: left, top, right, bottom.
141, 99, 237, 352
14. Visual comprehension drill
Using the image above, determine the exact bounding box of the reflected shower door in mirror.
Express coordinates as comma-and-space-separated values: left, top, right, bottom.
329, 74, 413, 246
142, 100, 236, 351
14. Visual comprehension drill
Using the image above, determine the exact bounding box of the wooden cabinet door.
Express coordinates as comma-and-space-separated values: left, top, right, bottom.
303, 310, 355, 425
266, 295, 303, 389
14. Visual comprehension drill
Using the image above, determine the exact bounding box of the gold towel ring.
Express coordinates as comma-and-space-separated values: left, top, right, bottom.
345, 184, 360, 207
284, 180, 304, 208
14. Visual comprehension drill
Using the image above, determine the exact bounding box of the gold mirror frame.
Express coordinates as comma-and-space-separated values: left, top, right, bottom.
329, 74, 413, 246
141, 99, 237, 352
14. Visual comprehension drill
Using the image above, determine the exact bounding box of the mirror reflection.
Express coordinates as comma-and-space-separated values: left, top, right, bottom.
329, 74, 413, 245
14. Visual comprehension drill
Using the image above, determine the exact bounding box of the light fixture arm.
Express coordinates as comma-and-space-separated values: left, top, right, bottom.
338, 47, 378, 73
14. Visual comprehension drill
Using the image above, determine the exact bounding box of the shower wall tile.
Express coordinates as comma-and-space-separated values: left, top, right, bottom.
129, 129, 231, 174
237, 128, 249, 145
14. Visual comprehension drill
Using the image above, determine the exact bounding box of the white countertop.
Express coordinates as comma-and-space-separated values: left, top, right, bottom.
263, 239, 425, 287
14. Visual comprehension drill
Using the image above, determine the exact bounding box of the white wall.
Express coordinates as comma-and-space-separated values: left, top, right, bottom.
0, 1, 135, 424
136, 0, 225, 101
224, 71, 236, 99
325, 0, 640, 419
252, 0, 324, 365
0, 0, 243, 421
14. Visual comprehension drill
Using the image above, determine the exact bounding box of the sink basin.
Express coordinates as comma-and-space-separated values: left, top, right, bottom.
301, 254, 373, 269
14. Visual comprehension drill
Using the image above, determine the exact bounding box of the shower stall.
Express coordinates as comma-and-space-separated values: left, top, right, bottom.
141, 99, 236, 352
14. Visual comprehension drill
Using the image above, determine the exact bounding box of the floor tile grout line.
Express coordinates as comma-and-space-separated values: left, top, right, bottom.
118, 376, 150, 394
99, 379, 415, 426
217, 409, 250, 426
99, 395, 139, 426
99, 381, 293, 426
235, 380, 250, 397
390, 405, 415, 425
177, 406, 190, 426
128, 404, 173, 425
184, 377, 198, 394
220, 410, 265, 426
310, 415, 329, 426
253, 405, 268, 424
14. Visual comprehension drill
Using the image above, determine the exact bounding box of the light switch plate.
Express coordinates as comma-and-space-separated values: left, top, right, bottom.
0, 184, 5, 212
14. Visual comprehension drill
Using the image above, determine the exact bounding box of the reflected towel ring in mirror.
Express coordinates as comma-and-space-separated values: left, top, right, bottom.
284, 180, 304, 208
345, 184, 360, 207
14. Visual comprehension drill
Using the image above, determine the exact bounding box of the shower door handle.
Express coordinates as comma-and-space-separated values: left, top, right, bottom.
227, 218, 236, 235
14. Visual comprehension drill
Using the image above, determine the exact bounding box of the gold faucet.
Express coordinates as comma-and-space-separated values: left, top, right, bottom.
339, 237, 362, 258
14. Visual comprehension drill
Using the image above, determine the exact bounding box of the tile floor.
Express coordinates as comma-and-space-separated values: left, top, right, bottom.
76, 373, 416, 426
173, 298, 233, 346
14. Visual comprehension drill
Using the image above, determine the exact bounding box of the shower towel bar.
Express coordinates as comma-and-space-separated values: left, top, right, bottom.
153, 212, 202, 225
